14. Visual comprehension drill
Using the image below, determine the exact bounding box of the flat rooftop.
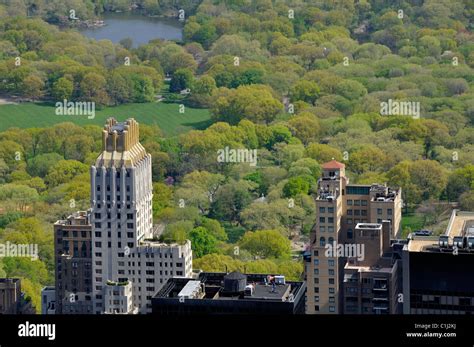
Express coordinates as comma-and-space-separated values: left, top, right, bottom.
446, 211, 474, 238
407, 211, 474, 253
155, 272, 302, 303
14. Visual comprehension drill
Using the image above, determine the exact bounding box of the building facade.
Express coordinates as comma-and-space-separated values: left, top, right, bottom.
152, 272, 306, 315
343, 222, 402, 314
403, 210, 474, 314
306, 160, 402, 314
91, 118, 192, 314
54, 211, 92, 314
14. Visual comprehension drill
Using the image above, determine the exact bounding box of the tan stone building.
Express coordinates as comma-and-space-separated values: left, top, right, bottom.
305, 160, 402, 314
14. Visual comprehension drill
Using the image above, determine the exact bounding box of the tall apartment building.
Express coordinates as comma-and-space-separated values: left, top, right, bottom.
0, 278, 34, 314
403, 210, 474, 314
54, 211, 92, 314
305, 160, 402, 314
0, 278, 21, 314
91, 118, 192, 314
343, 222, 402, 314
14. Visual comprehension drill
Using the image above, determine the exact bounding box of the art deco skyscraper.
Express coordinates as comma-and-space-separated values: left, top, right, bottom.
91, 118, 192, 314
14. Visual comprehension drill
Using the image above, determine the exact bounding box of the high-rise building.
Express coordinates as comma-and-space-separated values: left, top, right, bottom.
0, 278, 21, 314
54, 211, 92, 314
305, 160, 402, 314
402, 210, 474, 314
342, 222, 402, 314
0, 278, 34, 314
91, 118, 192, 314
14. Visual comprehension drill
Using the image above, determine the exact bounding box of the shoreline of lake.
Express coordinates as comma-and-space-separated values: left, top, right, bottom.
78, 12, 183, 47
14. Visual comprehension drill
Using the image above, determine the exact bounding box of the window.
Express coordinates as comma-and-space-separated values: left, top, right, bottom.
347, 229, 353, 239
314, 287, 319, 293
320, 237, 326, 247
328, 269, 335, 276
361, 210, 367, 216
377, 208, 383, 215
354, 210, 360, 216
314, 250, 319, 256
95, 222, 101, 228
319, 217, 325, 223
329, 278, 335, 285
328, 207, 334, 213
347, 209, 353, 215
387, 209, 393, 215
328, 237, 334, 245
314, 278, 319, 284
315, 296, 319, 302
347, 218, 352, 224
314, 259, 319, 266
328, 217, 334, 223
347, 200, 353, 206
319, 207, 326, 213
361, 200, 368, 206
329, 288, 335, 294
328, 226, 334, 233
354, 200, 361, 206
315, 305, 320, 311
329, 306, 336, 312
314, 269, 319, 275
329, 297, 335, 303
320, 226, 325, 233
328, 260, 335, 266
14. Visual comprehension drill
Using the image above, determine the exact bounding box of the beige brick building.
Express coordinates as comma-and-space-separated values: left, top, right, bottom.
305, 160, 402, 314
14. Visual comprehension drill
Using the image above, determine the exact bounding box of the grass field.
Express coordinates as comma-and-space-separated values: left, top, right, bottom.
0, 101, 211, 136
401, 213, 425, 238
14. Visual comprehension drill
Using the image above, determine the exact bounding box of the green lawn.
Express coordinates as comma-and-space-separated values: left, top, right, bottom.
0, 101, 211, 136
401, 213, 425, 238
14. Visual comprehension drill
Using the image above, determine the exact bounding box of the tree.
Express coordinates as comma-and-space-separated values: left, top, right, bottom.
22, 75, 44, 100
409, 160, 448, 202
80, 72, 109, 106
288, 114, 321, 144
239, 230, 291, 259
283, 176, 310, 198
211, 180, 254, 222
446, 165, 474, 201
0, 184, 38, 212
119, 37, 133, 50
170, 68, 194, 93
189, 227, 218, 258
289, 80, 320, 104
51, 77, 73, 101
305, 143, 343, 163
211, 85, 283, 124
335, 80, 367, 100
44, 160, 88, 187
460, 191, 474, 211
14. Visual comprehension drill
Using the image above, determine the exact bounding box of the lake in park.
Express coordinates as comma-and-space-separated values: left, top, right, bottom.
80, 13, 183, 47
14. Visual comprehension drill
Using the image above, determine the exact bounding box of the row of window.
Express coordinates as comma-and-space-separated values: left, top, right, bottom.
60, 230, 90, 238
314, 269, 335, 276
319, 207, 334, 214
347, 209, 367, 216
347, 200, 368, 206
313, 259, 335, 266
319, 217, 335, 223
314, 305, 336, 312
94, 213, 135, 220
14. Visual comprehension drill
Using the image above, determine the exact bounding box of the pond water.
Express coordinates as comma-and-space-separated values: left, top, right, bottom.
80, 13, 183, 47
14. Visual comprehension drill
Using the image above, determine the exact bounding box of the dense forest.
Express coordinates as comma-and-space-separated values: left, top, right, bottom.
0, 0, 473, 311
